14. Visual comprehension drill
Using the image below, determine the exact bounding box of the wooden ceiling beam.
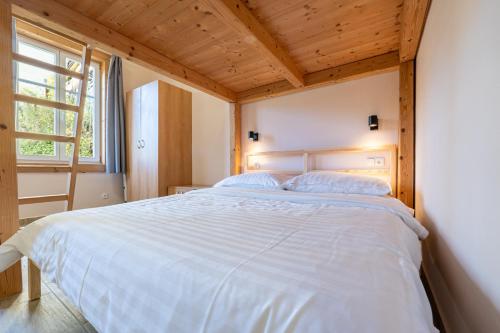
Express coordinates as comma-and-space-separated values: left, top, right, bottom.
204, 0, 304, 88
399, 0, 432, 62
237, 51, 400, 104
10, 0, 237, 102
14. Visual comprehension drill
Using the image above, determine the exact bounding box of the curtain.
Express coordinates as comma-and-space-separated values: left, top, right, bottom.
105, 56, 126, 174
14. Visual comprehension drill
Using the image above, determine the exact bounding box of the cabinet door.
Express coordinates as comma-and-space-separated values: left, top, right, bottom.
125, 88, 142, 202
157, 82, 192, 196
138, 82, 159, 199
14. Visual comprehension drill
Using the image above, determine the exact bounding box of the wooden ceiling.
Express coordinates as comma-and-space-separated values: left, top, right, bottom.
10, 0, 430, 102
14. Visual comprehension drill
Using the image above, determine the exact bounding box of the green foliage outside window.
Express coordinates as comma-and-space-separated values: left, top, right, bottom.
17, 76, 56, 157
16, 41, 98, 160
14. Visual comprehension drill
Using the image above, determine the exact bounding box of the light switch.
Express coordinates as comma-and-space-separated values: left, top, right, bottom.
367, 158, 376, 167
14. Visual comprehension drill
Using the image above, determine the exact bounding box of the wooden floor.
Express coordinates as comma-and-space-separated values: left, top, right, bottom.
0, 258, 97, 333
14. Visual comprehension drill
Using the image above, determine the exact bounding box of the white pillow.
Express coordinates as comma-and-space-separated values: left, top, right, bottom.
282, 171, 391, 196
214, 173, 282, 189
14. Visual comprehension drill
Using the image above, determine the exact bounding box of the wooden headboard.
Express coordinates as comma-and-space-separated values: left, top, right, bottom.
244, 145, 398, 196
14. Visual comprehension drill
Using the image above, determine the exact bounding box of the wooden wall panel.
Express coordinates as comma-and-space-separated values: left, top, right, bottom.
0, 0, 22, 298
398, 60, 415, 208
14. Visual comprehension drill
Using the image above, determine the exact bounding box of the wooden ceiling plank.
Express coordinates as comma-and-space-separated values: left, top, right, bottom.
11, 0, 236, 102
284, 13, 401, 53
399, 0, 431, 62
295, 35, 400, 73
203, 0, 304, 87
256, 1, 400, 45
116, 0, 195, 42
137, 1, 209, 46
144, 2, 232, 60
72, 0, 116, 19
237, 51, 400, 104
246, 0, 403, 74
139, 1, 285, 92
95, 0, 162, 31
215, 65, 281, 83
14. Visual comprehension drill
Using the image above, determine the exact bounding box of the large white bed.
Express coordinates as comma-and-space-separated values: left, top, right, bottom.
0, 186, 437, 332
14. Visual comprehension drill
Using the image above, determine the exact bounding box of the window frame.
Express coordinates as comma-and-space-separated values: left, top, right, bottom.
14, 36, 60, 162
59, 49, 101, 163
14, 34, 104, 165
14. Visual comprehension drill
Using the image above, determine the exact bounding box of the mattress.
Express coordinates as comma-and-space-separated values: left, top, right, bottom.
0, 187, 437, 333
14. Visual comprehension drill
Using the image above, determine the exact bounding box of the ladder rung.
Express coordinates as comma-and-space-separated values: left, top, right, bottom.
14, 94, 80, 113
15, 131, 75, 143
18, 194, 69, 205
17, 165, 72, 173
13, 53, 84, 80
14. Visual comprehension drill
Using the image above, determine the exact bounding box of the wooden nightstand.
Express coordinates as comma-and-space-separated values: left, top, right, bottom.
167, 185, 210, 195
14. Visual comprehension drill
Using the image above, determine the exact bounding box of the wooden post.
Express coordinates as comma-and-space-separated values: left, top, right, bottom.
0, 0, 22, 298
28, 259, 41, 301
230, 103, 242, 175
398, 61, 415, 208
399, 0, 432, 62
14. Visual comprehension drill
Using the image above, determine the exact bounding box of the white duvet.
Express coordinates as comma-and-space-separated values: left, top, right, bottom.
0, 188, 437, 333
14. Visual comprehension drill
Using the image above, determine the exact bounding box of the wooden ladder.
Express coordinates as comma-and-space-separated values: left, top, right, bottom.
13, 46, 93, 211
11, 26, 93, 301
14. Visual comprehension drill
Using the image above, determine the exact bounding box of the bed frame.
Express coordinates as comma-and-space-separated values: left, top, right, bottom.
244, 145, 398, 197
25, 145, 399, 301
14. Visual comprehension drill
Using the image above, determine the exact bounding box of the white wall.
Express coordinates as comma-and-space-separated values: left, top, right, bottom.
18, 173, 124, 218
415, 0, 500, 332
19, 60, 231, 219
241, 72, 400, 156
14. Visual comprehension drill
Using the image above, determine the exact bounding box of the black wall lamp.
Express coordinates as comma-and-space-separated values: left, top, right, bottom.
248, 131, 259, 142
368, 115, 379, 131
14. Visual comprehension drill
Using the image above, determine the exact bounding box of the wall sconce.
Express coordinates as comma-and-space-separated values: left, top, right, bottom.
368, 115, 379, 131
248, 131, 259, 142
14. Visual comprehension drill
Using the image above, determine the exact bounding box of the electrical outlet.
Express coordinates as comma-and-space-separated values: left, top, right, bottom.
101, 193, 109, 200
374, 157, 385, 167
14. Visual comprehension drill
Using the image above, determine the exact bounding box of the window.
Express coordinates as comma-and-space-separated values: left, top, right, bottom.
15, 36, 101, 163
